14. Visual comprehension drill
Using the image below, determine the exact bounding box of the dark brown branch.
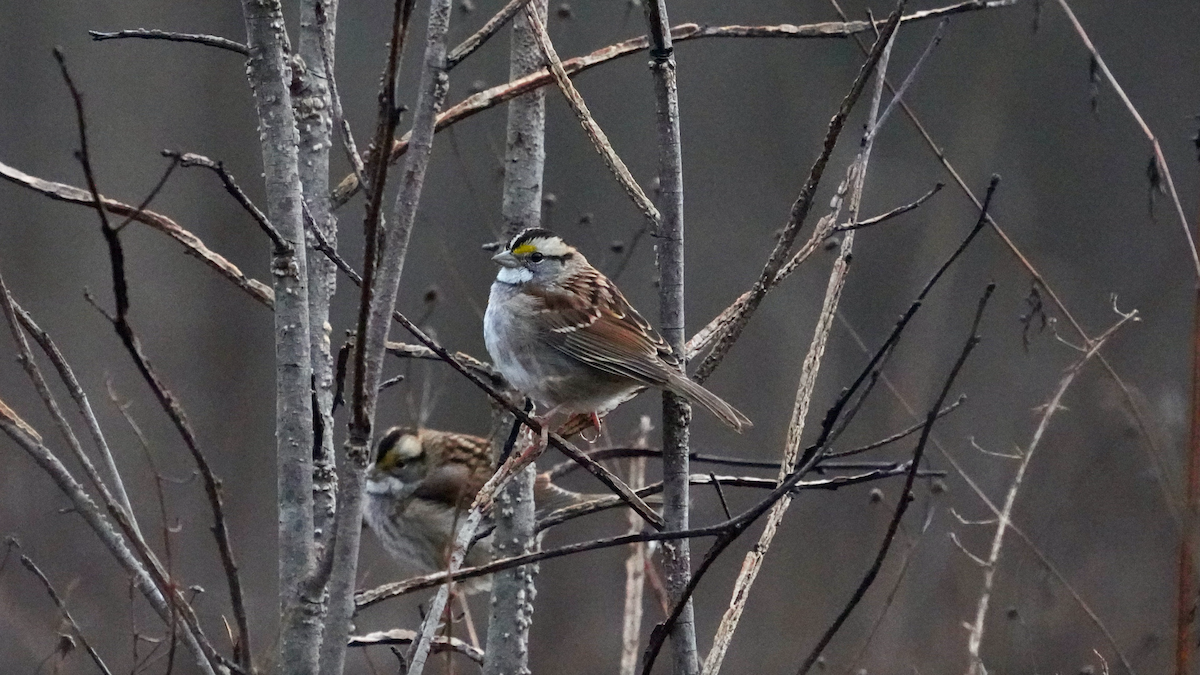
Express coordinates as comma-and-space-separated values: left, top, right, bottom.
165, 150, 290, 253
795, 282, 994, 675
88, 29, 249, 55
52, 50, 248, 671
114, 155, 181, 233
824, 395, 965, 458
19, 552, 115, 675
543, 397, 964, 480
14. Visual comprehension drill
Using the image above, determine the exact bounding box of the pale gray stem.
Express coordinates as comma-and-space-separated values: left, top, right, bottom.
4, 295, 141, 545
297, 0, 340, 566
702, 28, 896, 675
240, 0, 319, 671
620, 417, 653, 675
642, 1, 696, 672
322, 0, 453, 672
964, 311, 1137, 675
483, 2, 548, 673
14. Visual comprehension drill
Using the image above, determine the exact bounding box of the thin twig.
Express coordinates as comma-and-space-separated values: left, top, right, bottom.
836, 182, 943, 232
446, 0, 535, 68
166, 150, 290, 253
1051, 0, 1199, 280
20, 553, 116, 675
1, 287, 143, 544
844, 504, 935, 672
964, 308, 1138, 675
88, 29, 249, 55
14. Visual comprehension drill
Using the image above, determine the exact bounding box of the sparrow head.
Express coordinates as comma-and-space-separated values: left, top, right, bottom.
371, 426, 429, 486
491, 228, 583, 285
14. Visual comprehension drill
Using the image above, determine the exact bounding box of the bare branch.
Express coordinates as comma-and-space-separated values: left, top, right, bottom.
88, 28, 249, 55
166, 150, 290, 253
836, 182, 944, 232
446, 0, 534, 69
0, 160, 274, 306
795, 283, 993, 675
1051, 0, 1199, 280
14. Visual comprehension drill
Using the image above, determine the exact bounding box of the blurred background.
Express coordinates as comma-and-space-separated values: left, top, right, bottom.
2, 0, 1198, 672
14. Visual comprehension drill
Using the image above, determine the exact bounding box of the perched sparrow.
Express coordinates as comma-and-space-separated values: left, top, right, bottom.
484, 228, 752, 432
364, 426, 607, 591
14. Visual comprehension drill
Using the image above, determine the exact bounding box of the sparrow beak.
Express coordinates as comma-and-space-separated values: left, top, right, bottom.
492, 251, 520, 268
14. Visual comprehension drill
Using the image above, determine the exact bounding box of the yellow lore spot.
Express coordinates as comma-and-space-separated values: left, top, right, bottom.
512, 243, 538, 255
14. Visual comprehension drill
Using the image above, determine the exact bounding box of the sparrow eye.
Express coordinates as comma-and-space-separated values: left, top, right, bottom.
529, 252, 545, 263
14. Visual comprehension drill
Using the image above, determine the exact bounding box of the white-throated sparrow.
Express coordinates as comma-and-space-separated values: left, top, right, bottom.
484, 228, 752, 432
364, 426, 609, 592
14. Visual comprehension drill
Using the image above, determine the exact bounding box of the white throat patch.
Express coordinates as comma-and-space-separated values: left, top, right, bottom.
497, 266, 533, 285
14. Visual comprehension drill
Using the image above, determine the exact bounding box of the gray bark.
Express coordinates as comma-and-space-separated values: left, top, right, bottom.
297, 0, 340, 566
644, 1, 698, 673
239, 1, 319, 672
321, 0, 453, 672
483, 3, 548, 673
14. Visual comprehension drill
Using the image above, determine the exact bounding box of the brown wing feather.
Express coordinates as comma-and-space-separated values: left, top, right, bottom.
531, 268, 680, 386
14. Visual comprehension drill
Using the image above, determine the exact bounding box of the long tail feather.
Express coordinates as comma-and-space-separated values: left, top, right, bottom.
666, 374, 752, 432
